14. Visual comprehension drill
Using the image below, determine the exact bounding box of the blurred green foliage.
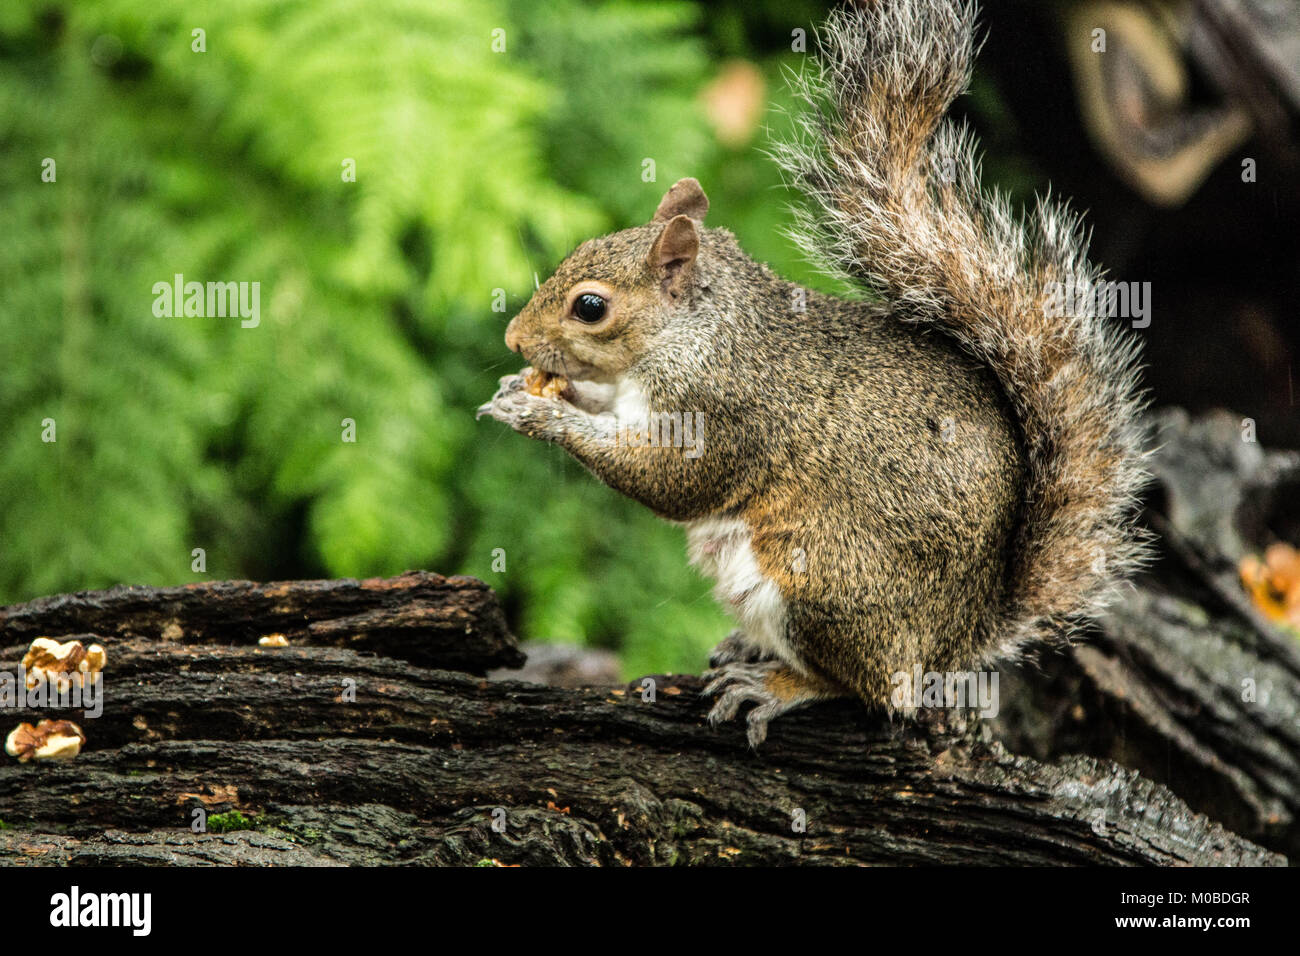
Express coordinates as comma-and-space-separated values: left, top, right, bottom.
0, 0, 866, 676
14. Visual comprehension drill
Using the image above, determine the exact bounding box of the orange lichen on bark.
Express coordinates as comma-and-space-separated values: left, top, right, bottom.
1240, 542, 1300, 631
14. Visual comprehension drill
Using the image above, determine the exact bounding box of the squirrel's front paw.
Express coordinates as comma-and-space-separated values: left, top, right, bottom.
707, 629, 773, 668
476, 373, 565, 439
703, 660, 825, 749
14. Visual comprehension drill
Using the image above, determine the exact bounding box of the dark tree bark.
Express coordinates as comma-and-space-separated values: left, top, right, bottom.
0, 412, 1293, 866
0, 572, 522, 674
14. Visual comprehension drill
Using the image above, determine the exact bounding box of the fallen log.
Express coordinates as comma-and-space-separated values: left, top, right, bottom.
0, 594, 1282, 865
0, 654, 1281, 865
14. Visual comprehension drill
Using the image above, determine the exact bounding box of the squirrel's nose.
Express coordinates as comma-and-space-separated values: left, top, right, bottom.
504, 318, 523, 354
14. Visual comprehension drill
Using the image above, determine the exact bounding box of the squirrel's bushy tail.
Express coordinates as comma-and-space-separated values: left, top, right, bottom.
775, 0, 1151, 653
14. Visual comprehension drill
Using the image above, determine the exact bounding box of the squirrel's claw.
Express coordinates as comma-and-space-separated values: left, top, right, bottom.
703, 660, 804, 749
704, 658, 849, 748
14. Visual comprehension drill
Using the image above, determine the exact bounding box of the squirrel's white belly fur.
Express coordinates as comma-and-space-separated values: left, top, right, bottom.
610, 375, 795, 666
684, 516, 794, 666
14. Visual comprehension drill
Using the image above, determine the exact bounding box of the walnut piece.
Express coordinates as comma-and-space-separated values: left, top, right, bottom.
523, 367, 571, 400
5, 719, 86, 763
21, 637, 107, 692
259, 634, 290, 647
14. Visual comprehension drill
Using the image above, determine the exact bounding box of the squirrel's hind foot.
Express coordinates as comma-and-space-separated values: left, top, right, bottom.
703, 660, 845, 748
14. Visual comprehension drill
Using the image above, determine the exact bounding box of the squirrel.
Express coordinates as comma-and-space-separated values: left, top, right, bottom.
478, 0, 1150, 747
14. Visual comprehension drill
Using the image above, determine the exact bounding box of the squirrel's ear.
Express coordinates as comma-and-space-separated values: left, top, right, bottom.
648, 214, 699, 296
652, 178, 709, 223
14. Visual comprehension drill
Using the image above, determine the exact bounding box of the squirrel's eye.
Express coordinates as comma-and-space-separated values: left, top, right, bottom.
572, 293, 607, 323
